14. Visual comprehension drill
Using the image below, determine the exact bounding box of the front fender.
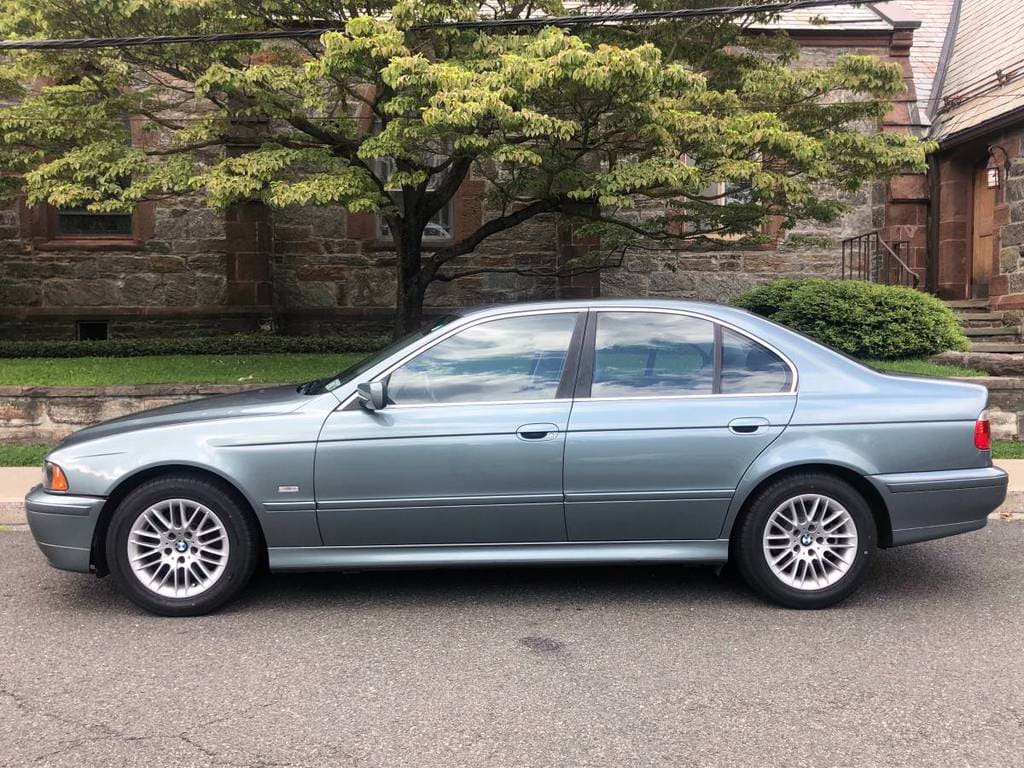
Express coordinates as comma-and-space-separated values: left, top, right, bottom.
47, 406, 332, 549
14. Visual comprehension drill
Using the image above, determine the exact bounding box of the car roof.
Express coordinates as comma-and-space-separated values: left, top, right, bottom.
452, 298, 735, 317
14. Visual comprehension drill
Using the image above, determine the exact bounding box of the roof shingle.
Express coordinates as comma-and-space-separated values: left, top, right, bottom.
931, 0, 1024, 143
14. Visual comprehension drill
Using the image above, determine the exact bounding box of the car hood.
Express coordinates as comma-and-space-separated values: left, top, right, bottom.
56, 385, 312, 448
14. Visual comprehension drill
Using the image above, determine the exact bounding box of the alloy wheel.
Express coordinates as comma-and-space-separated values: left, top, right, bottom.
761, 493, 859, 591
126, 499, 230, 599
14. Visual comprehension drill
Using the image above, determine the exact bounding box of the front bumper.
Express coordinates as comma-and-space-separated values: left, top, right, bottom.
870, 466, 1008, 546
25, 484, 106, 573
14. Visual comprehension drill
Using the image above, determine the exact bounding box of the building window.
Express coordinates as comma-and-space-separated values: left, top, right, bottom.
57, 208, 134, 237
27, 115, 150, 247
373, 117, 454, 241
375, 156, 454, 241
75, 320, 109, 341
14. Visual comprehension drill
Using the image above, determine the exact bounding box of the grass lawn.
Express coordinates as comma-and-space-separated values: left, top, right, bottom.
0, 444, 48, 466
0, 353, 364, 387
865, 358, 986, 378
993, 440, 1024, 460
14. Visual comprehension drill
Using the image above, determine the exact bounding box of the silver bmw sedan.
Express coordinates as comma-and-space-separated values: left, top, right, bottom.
25, 300, 1007, 615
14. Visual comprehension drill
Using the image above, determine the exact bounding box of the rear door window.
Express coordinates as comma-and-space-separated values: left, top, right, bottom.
590, 312, 716, 397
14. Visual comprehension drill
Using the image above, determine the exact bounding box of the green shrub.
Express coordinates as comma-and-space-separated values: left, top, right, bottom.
731, 277, 823, 318
732, 279, 969, 360
0, 333, 389, 359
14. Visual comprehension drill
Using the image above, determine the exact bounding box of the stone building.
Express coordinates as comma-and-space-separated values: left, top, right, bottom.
922, 0, 1024, 312
0, 4, 932, 340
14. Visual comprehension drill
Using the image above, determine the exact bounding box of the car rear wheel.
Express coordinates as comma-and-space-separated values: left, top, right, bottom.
733, 473, 877, 609
106, 475, 260, 616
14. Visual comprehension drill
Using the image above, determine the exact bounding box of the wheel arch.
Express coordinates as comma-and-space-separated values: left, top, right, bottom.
725, 463, 893, 549
90, 464, 267, 576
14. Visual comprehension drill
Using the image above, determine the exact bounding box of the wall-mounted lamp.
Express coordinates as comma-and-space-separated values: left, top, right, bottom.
987, 144, 1010, 188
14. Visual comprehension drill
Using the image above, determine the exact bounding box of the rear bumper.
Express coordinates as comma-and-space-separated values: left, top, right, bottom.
24, 484, 106, 573
869, 466, 1008, 546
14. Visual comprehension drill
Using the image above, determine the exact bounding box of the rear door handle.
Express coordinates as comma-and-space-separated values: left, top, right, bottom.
516, 423, 559, 441
728, 417, 770, 434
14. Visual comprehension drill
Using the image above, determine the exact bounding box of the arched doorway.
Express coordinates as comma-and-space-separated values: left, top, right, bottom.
969, 160, 998, 299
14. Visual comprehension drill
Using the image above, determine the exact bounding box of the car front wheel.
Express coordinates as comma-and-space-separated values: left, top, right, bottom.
105, 475, 260, 616
733, 473, 877, 609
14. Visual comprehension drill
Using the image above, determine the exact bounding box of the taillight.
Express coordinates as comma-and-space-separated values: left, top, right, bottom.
974, 417, 991, 451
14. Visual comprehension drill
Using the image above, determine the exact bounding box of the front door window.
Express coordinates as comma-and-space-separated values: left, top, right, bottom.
386, 313, 579, 405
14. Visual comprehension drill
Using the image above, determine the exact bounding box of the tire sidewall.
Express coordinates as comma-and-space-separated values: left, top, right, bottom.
106, 477, 257, 617
737, 474, 878, 609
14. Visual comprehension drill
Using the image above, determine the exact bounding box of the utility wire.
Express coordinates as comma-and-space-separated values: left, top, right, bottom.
5, 94, 1023, 125
0, 0, 889, 51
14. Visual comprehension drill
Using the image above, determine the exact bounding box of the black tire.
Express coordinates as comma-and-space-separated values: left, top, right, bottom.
732, 472, 877, 609
105, 475, 261, 616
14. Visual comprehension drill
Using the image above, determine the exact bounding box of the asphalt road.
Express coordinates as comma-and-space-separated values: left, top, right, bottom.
2, 524, 1024, 768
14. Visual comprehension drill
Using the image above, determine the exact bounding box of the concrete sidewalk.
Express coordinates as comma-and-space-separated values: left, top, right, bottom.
3, 463, 1024, 527
0, 467, 42, 525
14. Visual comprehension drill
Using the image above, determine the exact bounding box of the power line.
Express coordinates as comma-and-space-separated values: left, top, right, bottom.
4, 93, 1023, 126
0, 0, 889, 51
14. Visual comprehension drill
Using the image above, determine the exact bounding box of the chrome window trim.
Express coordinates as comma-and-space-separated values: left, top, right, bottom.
334, 304, 798, 411
583, 392, 796, 403
387, 398, 573, 410
587, 306, 799, 397
365, 308, 583, 408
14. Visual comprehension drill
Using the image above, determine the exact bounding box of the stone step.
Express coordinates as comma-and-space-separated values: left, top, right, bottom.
959, 320, 1009, 330
962, 327, 1022, 338
957, 312, 1007, 323
945, 299, 991, 310
970, 342, 1024, 354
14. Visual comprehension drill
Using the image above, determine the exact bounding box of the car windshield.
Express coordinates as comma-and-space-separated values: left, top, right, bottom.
299, 316, 458, 395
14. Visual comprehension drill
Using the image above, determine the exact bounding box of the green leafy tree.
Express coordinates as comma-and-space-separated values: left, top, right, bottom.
0, 0, 929, 335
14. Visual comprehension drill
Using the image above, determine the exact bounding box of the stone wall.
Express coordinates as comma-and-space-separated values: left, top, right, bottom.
3, 377, 1024, 445
0, 197, 274, 339
271, 200, 563, 336
974, 376, 1024, 440
0, 384, 265, 444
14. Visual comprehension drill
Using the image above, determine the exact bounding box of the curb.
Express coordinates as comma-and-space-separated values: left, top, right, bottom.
997, 491, 1024, 521
0, 501, 25, 526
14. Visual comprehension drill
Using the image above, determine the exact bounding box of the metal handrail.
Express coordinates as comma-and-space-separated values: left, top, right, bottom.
841, 231, 919, 288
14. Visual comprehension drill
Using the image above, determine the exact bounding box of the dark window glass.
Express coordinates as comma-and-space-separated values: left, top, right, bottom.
57, 209, 133, 237
387, 313, 578, 405
75, 320, 109, 341
720, 328, 792, 394
592, 312, 715, 397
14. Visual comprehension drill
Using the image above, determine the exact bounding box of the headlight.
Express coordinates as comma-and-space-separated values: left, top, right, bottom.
44, 462, 69, 492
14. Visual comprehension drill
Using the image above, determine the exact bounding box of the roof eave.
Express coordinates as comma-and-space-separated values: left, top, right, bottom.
933, 104, 1024, 150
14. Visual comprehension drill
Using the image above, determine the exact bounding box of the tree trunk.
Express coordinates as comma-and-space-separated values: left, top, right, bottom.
393, 233, 426, 338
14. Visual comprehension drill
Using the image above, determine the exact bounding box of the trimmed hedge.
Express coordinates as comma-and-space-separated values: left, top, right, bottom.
729, 277, 809, 318
0, 333, 389, 359
732, 278, 969, 360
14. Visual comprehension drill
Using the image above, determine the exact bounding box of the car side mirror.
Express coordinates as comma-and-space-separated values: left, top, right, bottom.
356, 381, 387, 411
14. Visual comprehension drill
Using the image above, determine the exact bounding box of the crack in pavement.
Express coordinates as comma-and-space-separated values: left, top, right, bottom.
0, 677, 310, 768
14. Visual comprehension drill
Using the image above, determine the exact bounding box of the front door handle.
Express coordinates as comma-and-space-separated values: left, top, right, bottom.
728, 417, 770, 434
516, 423, 559, 442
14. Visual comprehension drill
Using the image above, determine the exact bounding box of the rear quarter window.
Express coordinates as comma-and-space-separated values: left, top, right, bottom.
720, 328, 793, 394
